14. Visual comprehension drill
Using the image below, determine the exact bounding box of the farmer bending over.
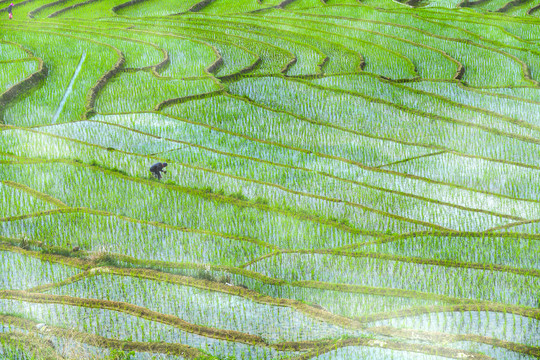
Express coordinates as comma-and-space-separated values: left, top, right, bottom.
7, 3, 13, 19
150, 162, 167, 180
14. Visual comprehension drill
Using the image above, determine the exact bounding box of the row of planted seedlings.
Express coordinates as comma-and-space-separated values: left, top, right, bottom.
2, 240, 535, 359
29, 117, 518, 232
1, 20, 224, 123
245, 251, 540, 309
0, 56, 38, 95
145, 15, 331, 77
96, 73, 218, 114
498, 19, 540, 40
279, 7, 528, 86
0, 210, 276, 266
0, 243, 298, 359
2, 121, 524, 237
0, 182, 58, 218
189, 14, 365, 75
500, 221, 540, 234
383, 150, 540, 201
358, 232, 540, 270
159, 89, 540, 218
241, 11, 455, 79
117, 17, 297, 76
219, 74, 540, 197
308, 73, 540, 141
0, 25, 118, 127
405, 80, 540, 131
224, 75, 540, 166
0, 243, 413, 359
0, 250, 81, 290
2, 146, 536, 354
2, 235, 538, 358
3, 113, 537, 237
132, 13, 412, 79
0, 151, 380, 251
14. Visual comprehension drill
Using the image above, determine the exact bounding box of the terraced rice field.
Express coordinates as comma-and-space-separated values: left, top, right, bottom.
1, 0, 540, 358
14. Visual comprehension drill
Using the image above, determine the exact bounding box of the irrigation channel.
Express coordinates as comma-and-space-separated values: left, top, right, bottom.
1, 0, 540, 359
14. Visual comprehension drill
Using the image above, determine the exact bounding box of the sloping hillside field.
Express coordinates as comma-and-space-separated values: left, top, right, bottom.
1, 0, 540, 359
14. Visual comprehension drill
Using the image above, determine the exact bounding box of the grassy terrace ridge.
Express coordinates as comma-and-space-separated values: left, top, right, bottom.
1, 0, 540, 359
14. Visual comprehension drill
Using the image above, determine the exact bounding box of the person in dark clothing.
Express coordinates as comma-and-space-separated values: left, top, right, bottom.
150, 162, 167, 180
7, 3, 13, 19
